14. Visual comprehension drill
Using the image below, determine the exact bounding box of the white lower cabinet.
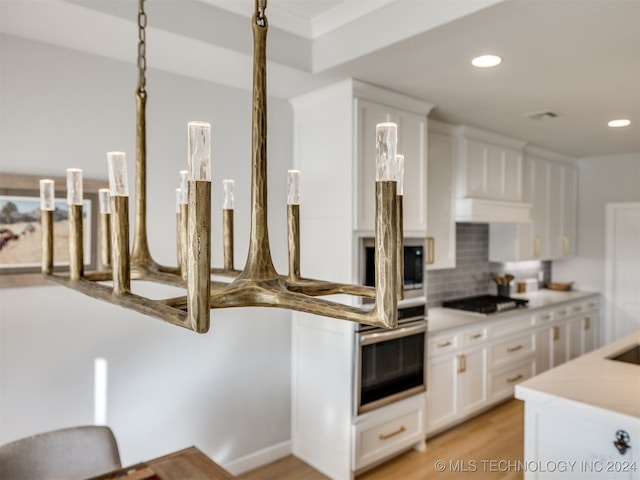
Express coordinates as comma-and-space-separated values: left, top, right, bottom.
352, 394, 426, 472
427, 295, 600, 435
426, 330, 489, 434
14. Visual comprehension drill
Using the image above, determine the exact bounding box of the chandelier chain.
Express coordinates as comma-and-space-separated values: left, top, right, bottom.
137, 0, 147, 94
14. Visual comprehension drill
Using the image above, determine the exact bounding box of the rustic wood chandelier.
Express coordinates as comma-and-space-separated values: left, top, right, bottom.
39, 0, 403, 333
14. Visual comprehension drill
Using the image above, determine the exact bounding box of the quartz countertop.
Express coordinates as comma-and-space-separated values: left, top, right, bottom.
428, 289, 599, 334
515, 331, 640, 419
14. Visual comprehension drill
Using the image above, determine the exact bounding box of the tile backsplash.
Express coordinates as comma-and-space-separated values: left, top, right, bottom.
426, 223, 551, 309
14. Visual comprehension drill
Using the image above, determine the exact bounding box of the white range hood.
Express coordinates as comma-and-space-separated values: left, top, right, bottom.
456, 197, 532, 223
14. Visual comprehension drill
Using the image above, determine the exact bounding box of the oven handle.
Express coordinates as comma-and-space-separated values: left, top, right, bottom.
358, 320, 427, 346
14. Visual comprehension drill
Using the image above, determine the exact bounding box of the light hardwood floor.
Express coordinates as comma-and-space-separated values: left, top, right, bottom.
238, 399, 524, 480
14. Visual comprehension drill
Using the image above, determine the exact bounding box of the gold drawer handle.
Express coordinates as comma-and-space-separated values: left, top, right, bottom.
507, 344, 523, 353
540, 314, 551, 321
588, 302, 597, 309
379, 425, 406, 440
573, 306, 582, 312
556, 309, 567, 316
471, 333, 483, 340
437, 341, 452, 348
457, 354, 466, 374
553, 326, 560, 341
507, 374, 523, 383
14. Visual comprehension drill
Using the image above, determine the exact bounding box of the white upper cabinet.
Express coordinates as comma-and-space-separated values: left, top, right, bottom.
489, 146, 578, 262
426, 121, 456, 270
455, 126, 526, 202
355, 92, 431, 236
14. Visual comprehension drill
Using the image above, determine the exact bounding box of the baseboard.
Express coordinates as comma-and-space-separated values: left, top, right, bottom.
222, 440, 292, 475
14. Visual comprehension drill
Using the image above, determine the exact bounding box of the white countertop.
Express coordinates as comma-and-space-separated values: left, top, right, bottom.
516, 331, 640, 419
428, 289, 599, 334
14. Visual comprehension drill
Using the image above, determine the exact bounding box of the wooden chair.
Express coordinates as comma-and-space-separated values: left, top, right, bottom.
0, 425, 121, 480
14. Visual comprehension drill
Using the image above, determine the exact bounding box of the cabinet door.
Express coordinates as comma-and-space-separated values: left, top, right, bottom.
355, 99, 427, 235
551, 322, 569, 367
426, 130, 456, 269
462, 139, 523, 202
426, 354, 458, 433
561, 164, 578, 257
396, 109, 428, 235
569, 316, 584, 360
548, 162, 578, 259
355, 99, 393, 233
527, 156, 551, 259
457, 347, 488, 416
535, 327, 552, 374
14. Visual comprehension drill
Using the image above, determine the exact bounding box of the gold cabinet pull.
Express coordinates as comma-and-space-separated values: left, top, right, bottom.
573, 306, 582, 313
471, 333, 483, 340
379, 425, 406, 440
556, 309, 567, 316
457, 354, 466, 373
534, 236, 540, 258
540, 314, 551, 321
437, 340, 452, 348
553, 326, 560, 341
507, 344, 523, 353
562, 235, 570, 256
588, 302, 597, 309
507, 374, 523, 383
584, 317, 591, 331
426, 236, 435, 265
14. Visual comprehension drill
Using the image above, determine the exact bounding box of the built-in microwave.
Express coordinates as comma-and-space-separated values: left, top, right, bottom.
361, 238, 425, 299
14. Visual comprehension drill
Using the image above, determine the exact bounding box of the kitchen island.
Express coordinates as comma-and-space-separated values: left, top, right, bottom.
515, 331, 640, 479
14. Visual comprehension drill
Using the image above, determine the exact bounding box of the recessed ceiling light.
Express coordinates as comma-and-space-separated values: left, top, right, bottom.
608, 119, 631, 128
471, 54, 502, 68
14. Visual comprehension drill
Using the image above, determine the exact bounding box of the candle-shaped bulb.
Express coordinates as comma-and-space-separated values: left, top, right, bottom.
40, 179, 55, 211
98, 188, 111, 214
188, 121, 211, 181
66, 168, 83, 205
179, 170, 188, 204
375, 122, 398, 181
397, 154, 405, 196
287, 170, 301, 205
222, 179, 235, 210
107, 152, 129, 196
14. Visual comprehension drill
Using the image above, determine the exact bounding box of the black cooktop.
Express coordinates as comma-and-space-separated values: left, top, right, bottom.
442, 295, 528, 314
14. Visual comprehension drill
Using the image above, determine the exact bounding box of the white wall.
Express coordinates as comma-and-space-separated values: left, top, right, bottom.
553, 153, 640, 340
0, 34, 294, 471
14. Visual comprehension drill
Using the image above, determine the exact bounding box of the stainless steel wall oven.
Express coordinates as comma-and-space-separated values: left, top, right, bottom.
354, 303, 427, 414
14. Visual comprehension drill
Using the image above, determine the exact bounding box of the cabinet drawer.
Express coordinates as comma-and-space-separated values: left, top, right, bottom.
490, 359, 535, 401
490, 315, 534, 339
533, 310, 553, 325
461, 328, 488, 346
491, 333, 534, 367
353, 407, 424, 470
429, 334, 458, 356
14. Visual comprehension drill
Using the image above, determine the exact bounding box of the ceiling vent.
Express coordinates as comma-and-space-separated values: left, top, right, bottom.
526, 110, 559, 120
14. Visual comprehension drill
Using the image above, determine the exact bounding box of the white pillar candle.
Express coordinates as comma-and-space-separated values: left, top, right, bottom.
98, 188, 111, 214
66, 168, 83, 205
375, 122, 398, 181
287, 170, 301, 205
39, 179, 55, 211
106, 152, 129, 197
222, 179, 235, 210
188, 121, 211, 182
397, 154, 405, 196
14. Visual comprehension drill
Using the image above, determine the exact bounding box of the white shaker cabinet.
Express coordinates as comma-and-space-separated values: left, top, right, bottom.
489, 147, 578, 262
355, 96, 431, 236
426, 120, 457, 270
455, 126, 526, 202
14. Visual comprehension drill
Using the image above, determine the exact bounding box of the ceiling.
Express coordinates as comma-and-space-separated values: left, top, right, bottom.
1, 0, 639, 158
